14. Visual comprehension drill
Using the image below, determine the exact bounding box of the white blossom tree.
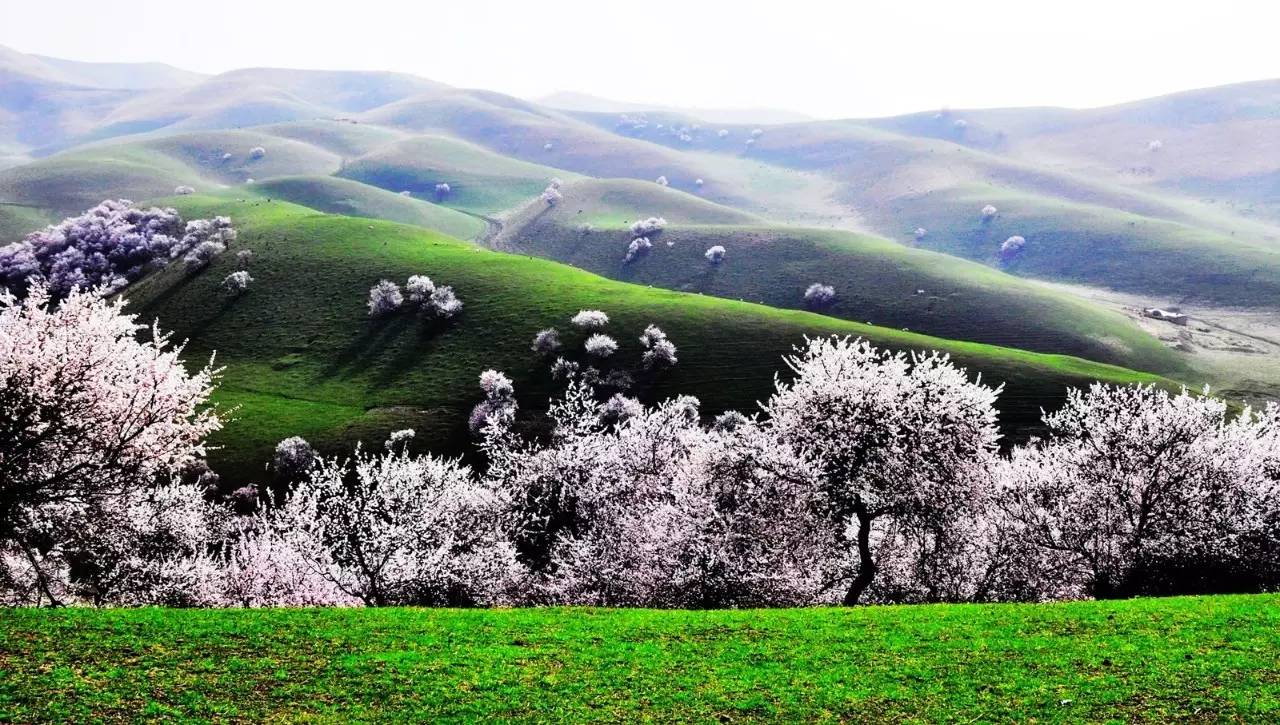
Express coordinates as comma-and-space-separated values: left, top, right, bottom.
367, 280, 404, 317
274, 439, 519, 606
765, 337, 1001, 604
571, 309, 609, 330
804, 283, 836, 309
221, 270, 253, 296
998, 384, 1279, 598
704, 245, 726, 265
639, 325, 677, 369
531, 328, 561, 356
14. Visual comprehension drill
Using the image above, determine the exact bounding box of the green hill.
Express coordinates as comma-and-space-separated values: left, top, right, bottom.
496, 180, 1186, 376
338, 134, 580, 215
121, 196, 1168, 485
249, 176, 485, 240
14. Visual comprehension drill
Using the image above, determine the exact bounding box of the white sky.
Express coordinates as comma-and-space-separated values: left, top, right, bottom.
4, 0, 1280, 118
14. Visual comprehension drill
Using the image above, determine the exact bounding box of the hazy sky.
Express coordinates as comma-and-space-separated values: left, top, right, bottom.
4, 0, 1279, 118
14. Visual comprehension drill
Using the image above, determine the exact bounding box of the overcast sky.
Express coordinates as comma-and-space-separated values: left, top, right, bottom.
4, 0, 1279, 118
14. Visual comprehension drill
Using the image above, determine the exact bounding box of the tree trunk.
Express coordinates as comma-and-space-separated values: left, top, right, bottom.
843, 509, 877, 606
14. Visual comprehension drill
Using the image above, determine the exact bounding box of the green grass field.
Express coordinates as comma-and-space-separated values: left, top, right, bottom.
119, 194, 1167, 485
1, 595, 1275, 721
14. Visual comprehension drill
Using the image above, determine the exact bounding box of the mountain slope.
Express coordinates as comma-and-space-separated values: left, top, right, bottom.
495, 179, 1187, 376
120, 196, 1169, 484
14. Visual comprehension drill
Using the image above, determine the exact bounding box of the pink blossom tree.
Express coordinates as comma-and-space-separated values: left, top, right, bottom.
0, 284, 221, 605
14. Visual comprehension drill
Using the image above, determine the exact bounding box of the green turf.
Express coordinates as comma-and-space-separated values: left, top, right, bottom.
1, 595, 1276, 721
120, 195, 1167, 485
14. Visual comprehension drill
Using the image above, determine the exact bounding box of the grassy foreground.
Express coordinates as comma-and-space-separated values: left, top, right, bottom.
1, 595, 1276, 722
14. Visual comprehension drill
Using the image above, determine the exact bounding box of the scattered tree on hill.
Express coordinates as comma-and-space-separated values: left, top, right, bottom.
751, 128, 763, 137
470, 370, 518, 436
543, 142, 554, 151
236, 249, 254, 269
406, 275, 435, 304
367, 280, 404, 317
174, 185, 196, 196
428, 286, 463, 318
541, 185, 563, 206
1000, 235, 1026, 260
981, 205, 998, 220
914, 227, 928, 240
434, 183, 451, 201
179, 216, 238, 272
221, 270, 253, 296
272, 436, 318, 484
695, 178, 704, 187
221, 152, 233, 162
629, 217, 667, 238
624, 237, 652, 263
953, 119, 968, 130
804, 283, 836, 309
386, 429, 416, 452
639, 324, 677, 369
571, 309, 609, 329
704, 245, 726, 265
717, 129, 729, 138
399, 190, 412, 197
584, 333, 619, 358
1148, 139, 1163, 152
249, 147, 266, 160
655, 175, 669, 187
765, 337, 1002, 605
531, 328, 562, 356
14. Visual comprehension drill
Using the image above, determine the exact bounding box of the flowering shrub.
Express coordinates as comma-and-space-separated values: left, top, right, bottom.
367, 280, 404, 317
0, 201, 237, 297
531, 328, 561, 356
639, 324, 677, 369
584, 333, 618, 358
624, 237, 652, 263
571, 309, 609, 329
221, 270, 253, 296
629, 217, 666, 238
804, 283, 836, 308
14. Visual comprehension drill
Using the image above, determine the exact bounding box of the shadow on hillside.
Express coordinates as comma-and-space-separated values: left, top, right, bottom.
370, 315, 454, 387
318, 314, 413, 379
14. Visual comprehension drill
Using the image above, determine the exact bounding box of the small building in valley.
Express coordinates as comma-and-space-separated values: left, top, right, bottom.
1143, 308, 1189, 326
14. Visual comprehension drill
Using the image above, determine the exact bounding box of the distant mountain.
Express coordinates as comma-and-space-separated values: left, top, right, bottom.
537, 90, 814, 125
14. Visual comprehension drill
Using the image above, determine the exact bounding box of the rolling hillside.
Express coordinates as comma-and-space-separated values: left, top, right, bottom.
120, 196, 1168, 484
496, 180, 1186, 375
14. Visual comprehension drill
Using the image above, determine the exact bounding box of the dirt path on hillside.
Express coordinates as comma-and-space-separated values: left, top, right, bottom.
1037, 280, 1280, 404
